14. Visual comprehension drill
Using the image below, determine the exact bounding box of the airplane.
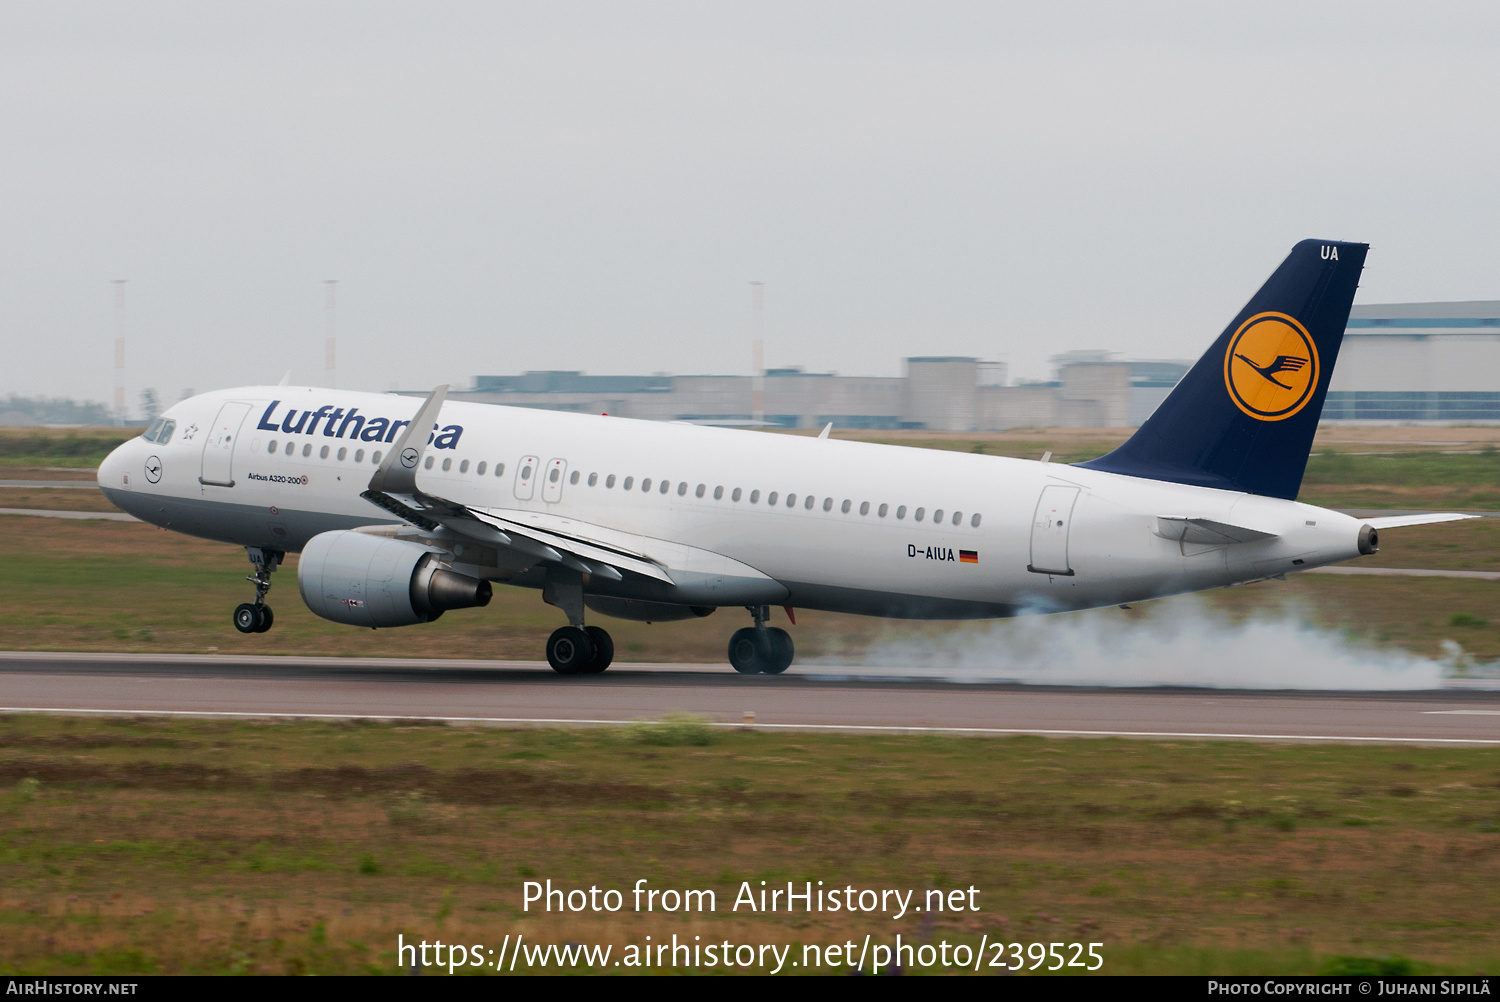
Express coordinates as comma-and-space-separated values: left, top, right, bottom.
97, 239, 1472, 675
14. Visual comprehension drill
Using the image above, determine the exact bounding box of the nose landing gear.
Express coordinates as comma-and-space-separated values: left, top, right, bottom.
232, 547, 282, 634
728, 605, 794, 675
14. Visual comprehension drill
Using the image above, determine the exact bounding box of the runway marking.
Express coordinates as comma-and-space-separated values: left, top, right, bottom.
0, 707, 1496, 744
1423, 709, 1500, 715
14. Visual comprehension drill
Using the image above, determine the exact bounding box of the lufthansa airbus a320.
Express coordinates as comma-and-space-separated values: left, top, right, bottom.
98, 240, 1471, 675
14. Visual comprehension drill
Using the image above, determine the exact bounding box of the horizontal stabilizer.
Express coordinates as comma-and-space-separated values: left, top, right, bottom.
1360, 512, 1480, 529
1155, 516, 1278, 546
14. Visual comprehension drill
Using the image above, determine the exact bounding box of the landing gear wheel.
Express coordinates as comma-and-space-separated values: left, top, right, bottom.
728, 627, 774, 675
763, 627, 794, 675
583, 626, 614, 674
233, 603, 262, 634
253, 606, 274, 633
547, 626, 595, 675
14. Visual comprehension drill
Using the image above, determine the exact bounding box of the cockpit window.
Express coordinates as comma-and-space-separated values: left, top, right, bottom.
141, 418, 176, 444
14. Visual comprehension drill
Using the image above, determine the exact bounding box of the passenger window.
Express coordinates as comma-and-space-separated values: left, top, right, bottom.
971, 513, 982, 528
623, 477, 633, 490
696, 484, 705, 498
607, 474, 617, 488
442, 458, 452, 472
338, 447, 347, 461
521, 464, 532, 480
320, 445, 330, 459
841, 500, 851, 514
878, 503, 888, 518
731, 488, 741, 502
372, 451, 382, 464
460, 459, 469, 473
302, 444, 312, 458
570, 470, 579, 485
934, 509, 944, 523
424, 455, 434, 469
714, 486, 724, 500
157, 420, 175, 444
476, 461, 487, 475
823, 498, 833, 512
495, 463, 505, 477
749, 490, 759, 503
589, 473, 598, 486
678, 482, 688, 496
896, 505, 906, 519
548, 467, 559, 483
660, 480, 670, 495
915, 507, 925, 522
860, 502, 870, 516
268, 441, 278, 454
767, 492, 778, 506
785, 493, 796, 507
952, 511, 962, 526
285, 442, 294, 455
641, 478, 651, 492
355, 449, 365, 462
804, 495, 814, 510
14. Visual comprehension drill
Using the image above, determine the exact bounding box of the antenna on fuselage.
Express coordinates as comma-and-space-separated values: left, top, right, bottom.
278, 370, 292, 387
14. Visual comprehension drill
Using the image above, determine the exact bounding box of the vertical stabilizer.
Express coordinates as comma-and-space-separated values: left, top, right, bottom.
1077, 239, 1367, 499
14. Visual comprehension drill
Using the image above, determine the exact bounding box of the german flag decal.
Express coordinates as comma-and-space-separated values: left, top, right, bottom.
959, 550, 978, 564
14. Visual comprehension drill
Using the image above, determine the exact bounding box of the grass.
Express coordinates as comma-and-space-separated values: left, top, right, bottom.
0, 716, 1495, 975
0, 428, 131, 470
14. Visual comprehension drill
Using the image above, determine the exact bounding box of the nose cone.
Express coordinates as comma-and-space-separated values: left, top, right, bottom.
97, 438, 133, 491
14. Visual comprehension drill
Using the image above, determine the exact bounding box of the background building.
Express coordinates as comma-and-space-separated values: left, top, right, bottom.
1324, 301, 1500, 422
444, 300, 1499, 429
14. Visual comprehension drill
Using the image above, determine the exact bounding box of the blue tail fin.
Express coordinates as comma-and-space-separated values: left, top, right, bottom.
1077, 239, 1367, 500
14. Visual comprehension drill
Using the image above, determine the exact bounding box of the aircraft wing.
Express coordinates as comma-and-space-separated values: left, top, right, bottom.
361, 386, 775, 589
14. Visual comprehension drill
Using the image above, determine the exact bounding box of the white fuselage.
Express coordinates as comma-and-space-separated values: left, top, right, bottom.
98, 386, 1368, 619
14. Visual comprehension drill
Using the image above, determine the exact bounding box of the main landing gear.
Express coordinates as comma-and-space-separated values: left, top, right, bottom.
233, 547, 283, 634
542, 567, 614, 674
727, 605, 794, 675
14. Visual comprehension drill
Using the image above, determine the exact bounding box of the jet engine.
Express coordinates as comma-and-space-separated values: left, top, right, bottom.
298, 529, 492, 628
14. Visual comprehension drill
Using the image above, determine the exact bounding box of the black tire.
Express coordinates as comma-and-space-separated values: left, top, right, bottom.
253, 606, 274, 633
547, 626, 594, 674
728, 627, 773, 675
233, 603, 261, 634
763, 627, 794, 675
583, 626, 614, 673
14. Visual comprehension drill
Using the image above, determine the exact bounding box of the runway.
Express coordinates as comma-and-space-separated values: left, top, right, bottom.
1, 652, 1498, 745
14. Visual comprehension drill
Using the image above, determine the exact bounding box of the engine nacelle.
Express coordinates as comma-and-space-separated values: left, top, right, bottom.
298, 530, 492, 628
583, 595, 715, 623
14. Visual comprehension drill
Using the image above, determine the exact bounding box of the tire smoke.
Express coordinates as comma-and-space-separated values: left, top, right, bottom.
811, 597, 1460, 690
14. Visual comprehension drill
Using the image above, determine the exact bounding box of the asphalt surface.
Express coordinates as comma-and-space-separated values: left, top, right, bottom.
1, 652, 1497, 744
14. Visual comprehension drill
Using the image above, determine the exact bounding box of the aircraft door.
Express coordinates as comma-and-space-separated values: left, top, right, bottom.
514, 455, 538, 500
1028, 484, 1079, 575
199, 401, 252, 488
541, 459, 567, 503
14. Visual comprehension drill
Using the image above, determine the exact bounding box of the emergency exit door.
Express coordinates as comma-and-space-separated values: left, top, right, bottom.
1028, 484, 1079, 576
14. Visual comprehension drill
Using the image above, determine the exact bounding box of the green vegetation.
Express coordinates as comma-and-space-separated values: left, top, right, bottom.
0, 716, 1495, 974
0, 428, 131, 469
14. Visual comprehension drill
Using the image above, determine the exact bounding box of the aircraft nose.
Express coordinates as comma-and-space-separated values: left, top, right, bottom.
97, 438, 133, 490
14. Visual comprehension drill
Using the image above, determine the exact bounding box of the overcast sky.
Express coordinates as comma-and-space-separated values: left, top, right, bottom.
4, 2, 1500, 411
